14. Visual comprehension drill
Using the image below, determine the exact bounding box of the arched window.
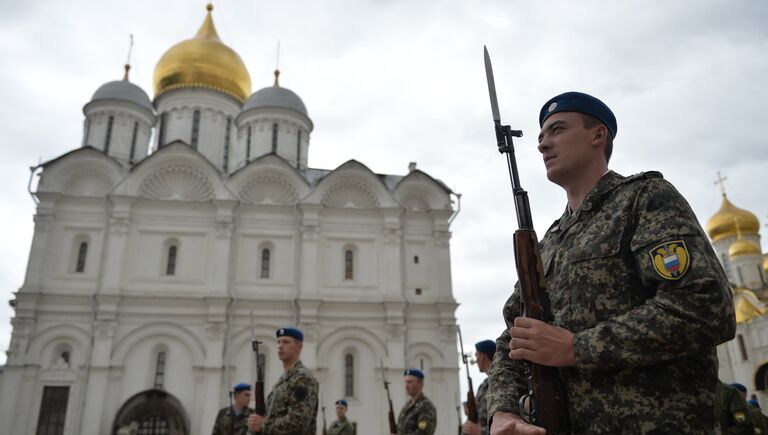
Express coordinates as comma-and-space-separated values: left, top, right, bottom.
137, 415, 170, 435
296, 130, 302, 168
344, 249, 354, 280
344, 353, 354, 397
222, 117, 232, 172
104, 115, 114, 153
158, 112, 167, 147
191, 110, 200, 149
166, 245, 177, 276
246, 125, 252, 162
738, 334, 749, 361
260, 248, 271, 279
271, 123, 279, 153
75, 242, 88, 273
35, 386, 70, 435
129, 121, 139, 164
154, 351, 167, 389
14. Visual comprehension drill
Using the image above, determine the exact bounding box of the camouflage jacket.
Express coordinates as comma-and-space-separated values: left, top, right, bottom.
716, 382, 754, 434
397, 394, 437, 435
211, 406, 255, 435
476, 378, 490, 435
263, 360, 319, 435
486, 171, 735, 434
749, 406, 768, 435
327, 417, 355, 435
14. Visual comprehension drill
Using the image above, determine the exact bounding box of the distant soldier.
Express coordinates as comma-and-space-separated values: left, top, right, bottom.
462, 340, 496, 435
717, 382, 754, 434
391, 368, 436, 435
327, 399, 355, 435
248, 327, 318, 435
211, 382, 255, 435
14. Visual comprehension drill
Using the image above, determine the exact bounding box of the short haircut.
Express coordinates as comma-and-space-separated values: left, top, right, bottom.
580, 113, 613, 163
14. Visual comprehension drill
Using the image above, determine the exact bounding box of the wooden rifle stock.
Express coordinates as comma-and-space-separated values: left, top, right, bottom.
514, 230, 568, 434
456, 325, 478, 424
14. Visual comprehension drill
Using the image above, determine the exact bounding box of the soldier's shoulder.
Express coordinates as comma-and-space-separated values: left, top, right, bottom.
215, 406, 230, 417
420, 395, 437, 409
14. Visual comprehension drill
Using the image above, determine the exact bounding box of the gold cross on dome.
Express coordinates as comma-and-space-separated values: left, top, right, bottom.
714, 171, 728, 196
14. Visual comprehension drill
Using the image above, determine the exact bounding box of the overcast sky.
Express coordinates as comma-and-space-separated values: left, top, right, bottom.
1, 0, 767, 398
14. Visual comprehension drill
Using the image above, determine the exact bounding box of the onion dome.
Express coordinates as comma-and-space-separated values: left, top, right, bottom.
153, 4, 251, 102
734, 287, 767, 324
85, 64, 153, 112
729, 238, 762, 257
706, 194, 760, 242
243, 70, 308, 116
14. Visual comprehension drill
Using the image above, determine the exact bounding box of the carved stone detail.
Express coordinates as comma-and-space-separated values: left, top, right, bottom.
139, 165, 214, 202
322, 180, 379, 209
94, 321, 117, 338
239, 174, 298, 205
62, 167, 115, 197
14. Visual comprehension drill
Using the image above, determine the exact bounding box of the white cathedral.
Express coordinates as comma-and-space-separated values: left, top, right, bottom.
0, 5, 461, 435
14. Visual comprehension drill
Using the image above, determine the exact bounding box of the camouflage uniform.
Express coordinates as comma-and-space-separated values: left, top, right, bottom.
327, 417, 355, 435
211, 406, 255, 435
716, 381, 754, 434
397, 394, 437, 435
486, 171, 735, 434
262, 360, 318, 435
749, 406, 768, 435
475, 378, 490, 435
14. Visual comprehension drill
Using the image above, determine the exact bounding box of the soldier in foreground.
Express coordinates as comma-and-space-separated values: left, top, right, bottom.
463, 340, 495, 435
247, 327, 318, 434
391, 368, 436, 435
211, 382, 255, 435
327, 399, 355, 435
485, 92, 736, 434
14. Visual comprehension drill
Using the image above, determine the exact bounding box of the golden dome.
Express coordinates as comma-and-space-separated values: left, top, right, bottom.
734, 287, 767, 324
729, 238, 762, 257
763, 255, 768, 273
153, 4, 251, 102
705, 194, 760, 242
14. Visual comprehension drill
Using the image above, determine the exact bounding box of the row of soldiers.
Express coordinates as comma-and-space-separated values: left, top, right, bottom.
210, 326, 441, 435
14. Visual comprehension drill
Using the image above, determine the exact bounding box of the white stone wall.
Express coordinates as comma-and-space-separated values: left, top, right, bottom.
1, 145, 459, 435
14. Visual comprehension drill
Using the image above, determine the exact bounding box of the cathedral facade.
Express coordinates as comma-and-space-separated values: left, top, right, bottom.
0, 6, 460, 435
709, 189, 768, 403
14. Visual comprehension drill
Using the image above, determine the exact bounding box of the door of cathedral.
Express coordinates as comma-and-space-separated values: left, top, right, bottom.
112, 389, 189, 435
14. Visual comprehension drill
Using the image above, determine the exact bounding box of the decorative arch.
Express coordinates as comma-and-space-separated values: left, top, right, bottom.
317, 326, 388, 366
36, 147, 123, 196
27, 324, 91, 366
394, 170, 453, 211
228, 154, 311, 204
755, 362, 768, 391
407, 341, 445, 364
110, 322, 206, 367
303, 160, 399, 209
112, 389, 189, 435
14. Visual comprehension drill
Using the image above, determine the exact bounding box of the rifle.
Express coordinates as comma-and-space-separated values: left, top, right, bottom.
379, 359, 398, 434
483, 46, 570, 434
456, 394, 462, 435
251, 310, 265, 434
322, 405, 328, 435
457, 325, 478, 426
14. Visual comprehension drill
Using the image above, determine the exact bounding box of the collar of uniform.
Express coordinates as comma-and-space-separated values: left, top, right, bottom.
281, 359, 305, 381
576, 170, 625, 213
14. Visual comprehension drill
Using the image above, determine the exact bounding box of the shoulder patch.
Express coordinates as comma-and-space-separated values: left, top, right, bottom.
418, 419, 429, 430
734, 410, 746, 422
650, 240, 691, 280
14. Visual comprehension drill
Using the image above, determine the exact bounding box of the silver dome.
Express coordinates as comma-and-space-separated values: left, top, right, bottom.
242, 86, 308, 116
90, 80, 154, 112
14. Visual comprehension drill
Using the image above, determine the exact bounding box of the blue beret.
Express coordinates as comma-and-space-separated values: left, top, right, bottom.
730, 383, 747, 393
233, 382, 251, 392
539, 91, 617, 139
335, 399, 348, 407
475, 340, 497, 357
276, 327, 303, 342
404, 368, 425, 379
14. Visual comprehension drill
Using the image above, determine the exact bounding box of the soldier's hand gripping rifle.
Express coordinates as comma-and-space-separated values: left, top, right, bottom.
250, 310, 266, 435
380, 359, 398, 434
484, 46, 569, 434
457, 325, 478, 427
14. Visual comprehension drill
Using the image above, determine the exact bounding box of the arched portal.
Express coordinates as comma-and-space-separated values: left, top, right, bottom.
755, 362, 768, 391
112, 389, 189, 435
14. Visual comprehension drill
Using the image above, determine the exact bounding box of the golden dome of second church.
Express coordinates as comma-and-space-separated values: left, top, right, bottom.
705, 194, 759, 242
153, 4, 251, 102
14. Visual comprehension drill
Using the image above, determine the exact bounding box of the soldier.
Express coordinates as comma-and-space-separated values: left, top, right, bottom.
462, 340, 495, 435
717, 382, 755, 434
486, 92, 736, 434
211, 382, 255, 435
248, 327, 319, 435
327, 399, 355, 435
391, 368, 436, 435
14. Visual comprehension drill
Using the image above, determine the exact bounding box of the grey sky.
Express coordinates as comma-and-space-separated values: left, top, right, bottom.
1, 0, 767, 399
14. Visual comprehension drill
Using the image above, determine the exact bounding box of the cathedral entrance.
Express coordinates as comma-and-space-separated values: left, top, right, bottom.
112, 389, 189, 435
